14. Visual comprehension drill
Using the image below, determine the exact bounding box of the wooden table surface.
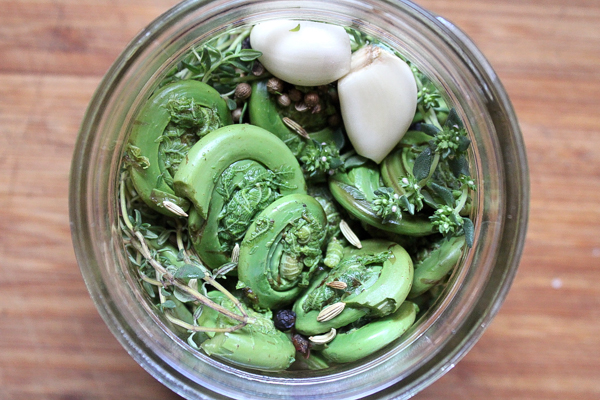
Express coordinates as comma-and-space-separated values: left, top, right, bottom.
1, 0, 599, 399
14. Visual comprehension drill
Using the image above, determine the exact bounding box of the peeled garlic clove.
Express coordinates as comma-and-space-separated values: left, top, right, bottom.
338, 45, 418, 164
250, 20, 351, 86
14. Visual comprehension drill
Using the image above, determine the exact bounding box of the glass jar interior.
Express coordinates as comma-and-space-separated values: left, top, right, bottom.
70, 1, 527, 399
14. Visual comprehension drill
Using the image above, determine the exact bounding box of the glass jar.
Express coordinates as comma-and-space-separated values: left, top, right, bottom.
70, 0, 529, 398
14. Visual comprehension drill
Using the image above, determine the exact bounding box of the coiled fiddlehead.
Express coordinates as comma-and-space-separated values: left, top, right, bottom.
188, 159, 299, 269
174, 124, 306, 219
293, 239, 414, 335
237, 194, 328, 309
196, 291, 296, 371
408, 235, 465, 298
329, 164, 434, 236
173, 124, 307, 269
320, 301, 418, 364
127, 80, 233, 216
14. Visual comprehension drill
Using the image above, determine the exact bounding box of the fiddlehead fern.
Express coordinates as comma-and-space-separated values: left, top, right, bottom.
329, 164, 434, 236
127, 80, 233, 216
174, 125, 306, 269
293, 239, 413, 335
237, 194, 328, 309
195, 291, 296, 371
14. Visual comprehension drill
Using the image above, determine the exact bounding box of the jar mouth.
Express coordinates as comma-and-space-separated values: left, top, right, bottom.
70, 0, 528, 399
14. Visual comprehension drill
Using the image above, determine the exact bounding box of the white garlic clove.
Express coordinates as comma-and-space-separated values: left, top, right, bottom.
250, 20, 351, 86
337, 45, 418, 164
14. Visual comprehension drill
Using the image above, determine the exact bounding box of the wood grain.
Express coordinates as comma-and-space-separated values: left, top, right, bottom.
1, 0, 599, 399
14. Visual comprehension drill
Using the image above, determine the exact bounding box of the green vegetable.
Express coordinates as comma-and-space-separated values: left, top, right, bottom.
127, 80, 232, 216
197, 292, 296, 371
188, 159, 301, 269
117, 25, 476, 372
320, 301, 418, 364
173, 124, 306, 220
293, 271, 368, 335
409, 236, 466, 298
248, 80, 341, 160
329, 164, 434, 236
293, 240, 413, 335
237, 194, 327, 309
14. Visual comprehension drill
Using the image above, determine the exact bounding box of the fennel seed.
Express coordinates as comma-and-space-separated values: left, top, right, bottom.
163, 200, 188, 217
231, 243, 240, 264
326, 281, 347, 290
282, 117, 310, 140
309, 328, 337, 345
340, 220, 362, 249
317, 302, 346, 322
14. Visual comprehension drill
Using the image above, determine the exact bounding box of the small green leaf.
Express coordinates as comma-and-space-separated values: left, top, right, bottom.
399, 195, 415, 215
174, 287, 197, 303
449, 156, 470, 177
329, 158, 344, 169
205, 45, 221, 58
156, 230, 171, 246
226, 98, 237, 110
162, 300, 177, 309
174, 264, 206, 283
457, 136, 471, 152
142, 281, 156, 298
344, 154, 368, 169
201, 47, 212, 70
463, 217, 474, 248
418, 123, 441, 137
143, 230, 159, 240
290, 23, 301, 32
413, 147, 434, 181
134, 209, 142, 227
444, 108, 463, 130
238, 49, 262, 61
180, 61, 203, 75
228, 60, 251, 72
429, 182, 454, 206
337, 182, 367, 201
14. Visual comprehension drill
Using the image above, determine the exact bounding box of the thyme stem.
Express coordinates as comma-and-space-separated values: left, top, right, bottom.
140, 273, 162, 286
166, 313, 246, 333
203, 275, 250, 319
120, 172, 134, 232
129, 234, 249, 324
119, 176, 250, 328
176, 219, 191, 264
454, 185, 469, 213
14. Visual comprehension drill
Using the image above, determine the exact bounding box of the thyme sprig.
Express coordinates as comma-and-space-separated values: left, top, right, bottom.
162, 27, 264, 93
369, 105, 475, 246
300, 139, 344, 178
430, 176, 475, 247
119, 171, 255, 332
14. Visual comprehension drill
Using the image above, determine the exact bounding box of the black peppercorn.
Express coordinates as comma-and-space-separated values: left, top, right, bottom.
274, 309, 296, 330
